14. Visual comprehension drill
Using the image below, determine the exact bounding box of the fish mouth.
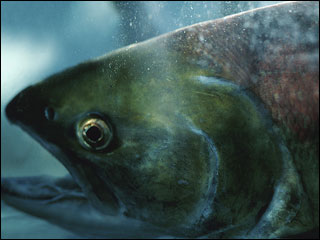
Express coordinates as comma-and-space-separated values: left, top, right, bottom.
1, 174, 96, 234
1, 175, 85, 204
2, 166, 120, 224
1, 146, 120, 217
4, 91, 120, 219
2, 126, 119, 219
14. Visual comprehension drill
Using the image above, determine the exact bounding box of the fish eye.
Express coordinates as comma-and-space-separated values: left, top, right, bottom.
77, 116, 112, 151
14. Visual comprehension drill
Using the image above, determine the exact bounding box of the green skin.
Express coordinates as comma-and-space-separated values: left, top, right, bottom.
3, 2, 319, 238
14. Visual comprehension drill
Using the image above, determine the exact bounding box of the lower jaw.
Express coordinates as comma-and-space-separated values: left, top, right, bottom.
1, 174, 90, 221
1, 161, 119, 218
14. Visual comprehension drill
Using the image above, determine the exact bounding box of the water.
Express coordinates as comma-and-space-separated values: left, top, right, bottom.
1, 1, 287, 239
2, 202, 82, 239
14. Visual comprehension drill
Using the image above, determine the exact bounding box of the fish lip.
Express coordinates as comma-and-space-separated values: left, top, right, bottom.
1, 172, 120, 217
1, 177, 50, 201
1, 173, 119, 217
1, 175, 83, 202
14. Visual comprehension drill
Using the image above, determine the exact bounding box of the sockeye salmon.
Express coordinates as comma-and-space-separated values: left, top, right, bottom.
2, 1, 319, 238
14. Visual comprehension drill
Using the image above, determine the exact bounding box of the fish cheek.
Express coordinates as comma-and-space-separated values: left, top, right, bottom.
102, 127, 214, 227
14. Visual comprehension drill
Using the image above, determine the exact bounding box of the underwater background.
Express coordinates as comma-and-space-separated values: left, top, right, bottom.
1, 1, 284, 238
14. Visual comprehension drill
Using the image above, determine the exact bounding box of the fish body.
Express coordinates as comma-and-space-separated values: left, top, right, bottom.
2, 1, 319, 238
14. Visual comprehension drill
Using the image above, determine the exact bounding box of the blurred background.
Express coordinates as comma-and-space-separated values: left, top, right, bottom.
1, 1, 283, 238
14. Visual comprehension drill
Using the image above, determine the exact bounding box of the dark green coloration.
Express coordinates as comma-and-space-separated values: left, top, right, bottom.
5, 44, 282, 233
3, 2, 319, 238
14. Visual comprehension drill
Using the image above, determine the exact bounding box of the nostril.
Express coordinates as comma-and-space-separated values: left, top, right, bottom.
44, 106, 55, 121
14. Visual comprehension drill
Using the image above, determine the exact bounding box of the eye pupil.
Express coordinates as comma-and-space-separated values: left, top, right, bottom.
77, 116, 113, 151
85, 126, 102, 142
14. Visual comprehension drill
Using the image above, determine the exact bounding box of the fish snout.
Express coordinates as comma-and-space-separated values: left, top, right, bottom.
6, 86, 47, 125
6, 86, 33, 123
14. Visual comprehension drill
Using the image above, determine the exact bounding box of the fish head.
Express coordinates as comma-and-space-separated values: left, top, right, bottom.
5, 46, 223, 230
4, 39, 284, 234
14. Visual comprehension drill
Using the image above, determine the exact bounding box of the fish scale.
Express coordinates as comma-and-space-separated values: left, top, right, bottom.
162, 3, 319, 230
164, 2, 319, 143
2, 1, 319, 238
